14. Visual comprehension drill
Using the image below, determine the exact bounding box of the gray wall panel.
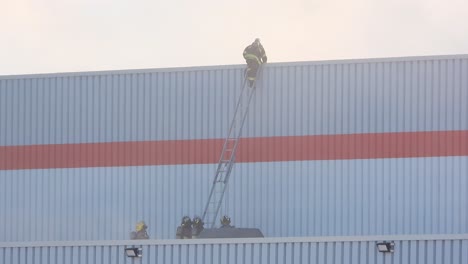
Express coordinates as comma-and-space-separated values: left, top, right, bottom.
1, 236, 467, 264
0, 55, 467, 243
1, 56, 468, 146
0, 157, 467, 242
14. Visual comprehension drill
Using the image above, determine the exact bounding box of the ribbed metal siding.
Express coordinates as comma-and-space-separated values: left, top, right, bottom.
0, 68, 244, 146
1, 56, 467, 146
1, 236, 467, 264
0, 55, 468, 242
1, 157, 467, 241
254, 56, 468, 136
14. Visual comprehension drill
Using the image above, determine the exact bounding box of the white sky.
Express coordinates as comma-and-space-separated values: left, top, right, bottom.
1, 0, 468, 75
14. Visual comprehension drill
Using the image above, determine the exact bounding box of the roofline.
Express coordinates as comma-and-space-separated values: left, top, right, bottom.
1, 54, 468, 80
1, 233, 467, 248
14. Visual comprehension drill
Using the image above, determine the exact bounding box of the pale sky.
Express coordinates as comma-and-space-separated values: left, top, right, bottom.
1, 0, 468, 75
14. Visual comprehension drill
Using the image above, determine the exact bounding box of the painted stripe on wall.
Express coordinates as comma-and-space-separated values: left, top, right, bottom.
0, 130, 467, 170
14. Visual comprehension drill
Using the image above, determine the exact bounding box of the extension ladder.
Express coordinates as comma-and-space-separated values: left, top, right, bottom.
201, 67, 262, 228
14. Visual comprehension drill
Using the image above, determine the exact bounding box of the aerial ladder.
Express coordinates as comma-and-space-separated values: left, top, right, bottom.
201, 67, 263, 228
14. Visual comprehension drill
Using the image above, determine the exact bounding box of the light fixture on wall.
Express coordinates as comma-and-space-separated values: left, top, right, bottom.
376, 241, 395, 253
125, 247, 142, 258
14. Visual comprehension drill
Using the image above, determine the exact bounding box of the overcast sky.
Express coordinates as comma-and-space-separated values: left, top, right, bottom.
1, 0, 467, 75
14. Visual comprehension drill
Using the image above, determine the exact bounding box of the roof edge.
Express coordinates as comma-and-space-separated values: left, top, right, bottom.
1, 233, 467, 248
1, 54, 467, 80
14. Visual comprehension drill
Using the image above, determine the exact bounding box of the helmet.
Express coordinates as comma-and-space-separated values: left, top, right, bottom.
192, 216, 204, 227
181, 216, 192, 227
135, 221, 147, 232
253, 38, 261, 47
220, 215, 231, 226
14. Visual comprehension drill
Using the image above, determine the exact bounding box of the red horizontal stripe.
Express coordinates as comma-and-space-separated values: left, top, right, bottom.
0, 131, 467, 170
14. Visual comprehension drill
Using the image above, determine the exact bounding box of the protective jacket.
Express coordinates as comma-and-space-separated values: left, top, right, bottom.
243, 43, 267, 64
176, 217, 193, 239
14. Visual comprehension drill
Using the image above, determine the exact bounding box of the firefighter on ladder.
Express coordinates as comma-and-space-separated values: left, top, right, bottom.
243, 38, 267, 87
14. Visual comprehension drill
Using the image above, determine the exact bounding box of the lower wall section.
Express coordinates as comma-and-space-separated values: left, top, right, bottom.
1, 235, 467, 264
1, 156, 467, 241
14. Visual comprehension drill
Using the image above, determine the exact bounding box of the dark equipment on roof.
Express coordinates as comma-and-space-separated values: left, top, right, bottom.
197, 228, 264, 239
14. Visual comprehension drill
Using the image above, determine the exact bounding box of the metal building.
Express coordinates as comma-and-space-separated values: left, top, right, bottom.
1, 235, 468, 264
0, 55, 467, 244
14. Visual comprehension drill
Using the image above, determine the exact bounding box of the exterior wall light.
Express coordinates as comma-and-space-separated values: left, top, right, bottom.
376, 241, 395, 253
125, 247, 142, 258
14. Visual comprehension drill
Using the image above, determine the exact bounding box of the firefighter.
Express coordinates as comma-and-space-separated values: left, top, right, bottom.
220, 215, 234, 228
130, 221, 150, 239
243, 38, 267, 87
176, 216, 193, 239
191, 216, 204, 238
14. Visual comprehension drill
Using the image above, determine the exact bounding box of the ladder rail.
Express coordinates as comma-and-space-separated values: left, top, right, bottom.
202, 65, 263, 228
224, 78, 249, 141
201, 77, 247, 225
206, 86, 256, 228
220, 86, 255, 184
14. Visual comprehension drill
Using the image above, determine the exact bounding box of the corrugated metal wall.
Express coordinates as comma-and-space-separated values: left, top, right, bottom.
1, 157, 467, 241
1, 56, 467, 145
0, 55, 467, 242
1, 235, 467, 264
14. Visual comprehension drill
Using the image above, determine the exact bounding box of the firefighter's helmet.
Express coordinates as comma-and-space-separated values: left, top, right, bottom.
181, 216, 192, 227
135, 221, 147, 232
193, 216, 203, 227
220, 215, 231, 226
254, 38, 261, 47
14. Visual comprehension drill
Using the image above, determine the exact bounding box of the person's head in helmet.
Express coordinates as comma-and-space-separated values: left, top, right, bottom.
220, 215, 231, 227
135, 221, 147, 232
181, 216, 192, 227
192, 216, 204, 228
192, 216, 204, 237
253, 38, 261, 47
131, 221, 149, 239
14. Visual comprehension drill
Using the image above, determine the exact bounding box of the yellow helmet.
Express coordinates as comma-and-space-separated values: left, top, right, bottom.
136, 221, 147, 232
